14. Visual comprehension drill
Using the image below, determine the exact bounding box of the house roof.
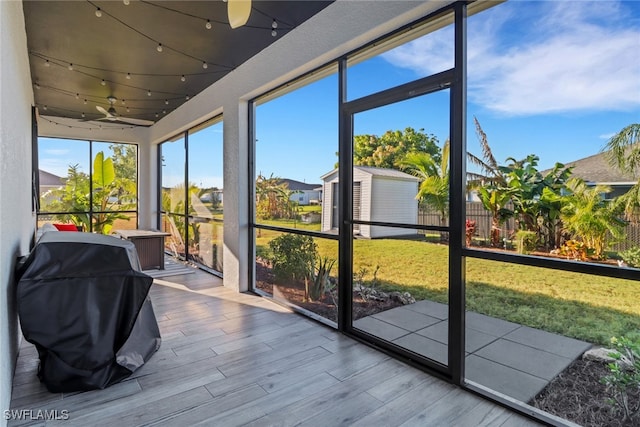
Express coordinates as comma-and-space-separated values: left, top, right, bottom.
39, 170, 64, 186
320, 166, 419, 181
279, 178, 321, 191
561, 151, 637, 184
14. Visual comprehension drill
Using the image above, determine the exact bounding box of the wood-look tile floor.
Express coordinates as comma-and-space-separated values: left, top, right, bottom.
10, 268, 542, 426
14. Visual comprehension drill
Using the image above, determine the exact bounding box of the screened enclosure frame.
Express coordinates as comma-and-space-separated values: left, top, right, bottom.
248, 1, 640, 425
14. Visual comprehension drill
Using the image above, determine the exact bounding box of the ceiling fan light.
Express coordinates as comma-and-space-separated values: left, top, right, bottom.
228, 0, 251, 29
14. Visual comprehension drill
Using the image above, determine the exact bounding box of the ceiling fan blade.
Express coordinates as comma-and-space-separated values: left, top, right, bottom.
115, 116, 155, 126
228, 0, 251, 29
96, 105, 110, 116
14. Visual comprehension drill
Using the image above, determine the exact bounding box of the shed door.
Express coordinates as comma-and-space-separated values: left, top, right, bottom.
353, 182, 361, 232
331, 182, 339, 229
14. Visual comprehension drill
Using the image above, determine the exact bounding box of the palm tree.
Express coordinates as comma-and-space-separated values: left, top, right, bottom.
561, 178, 626, 259
400, 140, 450, 228
604, 123, 640, 218
467, 117, 513, 247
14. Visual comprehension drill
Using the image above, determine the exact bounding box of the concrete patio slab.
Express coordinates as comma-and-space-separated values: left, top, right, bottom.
404, 300, 449, 319
502, 326, 592, 359
474, 338, 573, 381
392, 334, 448, 365
353, 316, 409, 341
353, 300, 592, 404
416, 320, 499, 353
372, 306, 441, 332
466, 355, 549, 403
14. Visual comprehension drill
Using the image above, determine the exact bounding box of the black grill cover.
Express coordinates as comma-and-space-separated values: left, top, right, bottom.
16, 232, 161, 392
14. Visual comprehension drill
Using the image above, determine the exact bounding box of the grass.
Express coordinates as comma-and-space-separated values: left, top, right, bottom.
257, 233, 640, 346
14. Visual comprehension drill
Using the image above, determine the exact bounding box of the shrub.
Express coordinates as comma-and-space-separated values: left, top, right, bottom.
465, 219, 477, 247
515, 230, 537, 254
620, 247, 640, 268
306, 256, 336, 302
601, 336, 640, 423
267, 234, 317, 283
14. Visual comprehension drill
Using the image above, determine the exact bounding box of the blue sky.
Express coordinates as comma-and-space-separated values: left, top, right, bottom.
256, 0, 640, 184
41, 1, 640, 188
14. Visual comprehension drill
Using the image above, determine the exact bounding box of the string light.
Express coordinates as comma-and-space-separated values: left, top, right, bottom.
81, 113, 85, 118
101, 79, 106, 86
43, 105, 47, 110
147, 90, 151, 96
44, 59, 50, 67
164, 99, 169, 105
205, 19, 212, 30
95, 7, 102, 17
126, 73, 131, 79
68, 63, 74, 70
202, 62, 208, 69
181, 75, 186, 82
84, 99, 88, 104
162, 110, 166, 114
272, 19, 278, 29
123, 0, 130, 5
75, 93, 79, 99
156, 43, 163, 52
185, 95, 190, 100
121, 99, 126, 105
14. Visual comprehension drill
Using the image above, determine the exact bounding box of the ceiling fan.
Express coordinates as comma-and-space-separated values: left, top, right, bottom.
95, 96, 155, 126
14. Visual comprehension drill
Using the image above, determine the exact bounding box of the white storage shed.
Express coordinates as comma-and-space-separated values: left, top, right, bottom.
320, 166, 419, 238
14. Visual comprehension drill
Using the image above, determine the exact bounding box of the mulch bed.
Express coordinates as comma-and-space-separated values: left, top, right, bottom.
531, 358, 639, 427
255, 259, 402, 322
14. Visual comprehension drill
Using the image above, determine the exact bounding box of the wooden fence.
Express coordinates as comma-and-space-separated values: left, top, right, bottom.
418, 202, 639, 252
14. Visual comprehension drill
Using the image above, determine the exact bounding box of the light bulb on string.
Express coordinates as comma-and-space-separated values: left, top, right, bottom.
272, 19, 278, 29
271, 29, 277, 37
43, 105, 47, 111
181, 75, 186, 82
202, 62, 208, 69
95, 7, 102, 17
121, 99, 126, 105
126, 107, 130, 113
84, 99, 87, 104
205, 19, 212, 30
147, 90, 152, 96
155, 113, 159, 118
165, 99, 169, 105
185, 95, 190, 100
123, 0, 130, 5
157, 43, 163, 52
101, 79, 106, 86
163, 110, 167, 114
81, 113, 85, 118
75, 93, 79, 99
126, 73, 131, 79
44, 60, 50, 67
68, 63, 74, 71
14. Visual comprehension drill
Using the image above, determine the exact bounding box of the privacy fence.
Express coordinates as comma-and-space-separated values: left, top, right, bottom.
418, 202, 640, 253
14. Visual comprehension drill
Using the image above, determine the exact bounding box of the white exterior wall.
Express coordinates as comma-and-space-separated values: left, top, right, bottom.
321, 171, 338, 232
0, 1, 36, 419
369, 177, 419, 238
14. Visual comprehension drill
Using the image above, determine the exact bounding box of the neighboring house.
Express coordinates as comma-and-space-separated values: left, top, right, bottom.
38, 170, 64, 206
279, 178, 322, 206
562, 151, 637, 199
320, 166, 419, 238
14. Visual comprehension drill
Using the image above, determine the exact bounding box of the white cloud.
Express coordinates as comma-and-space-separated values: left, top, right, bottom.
381, 1, 640, 116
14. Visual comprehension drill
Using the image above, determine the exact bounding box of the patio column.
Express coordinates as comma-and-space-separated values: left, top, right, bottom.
222, 100, 249, 292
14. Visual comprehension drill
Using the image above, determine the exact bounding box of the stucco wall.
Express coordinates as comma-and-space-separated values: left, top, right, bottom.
0, 1, 36, 421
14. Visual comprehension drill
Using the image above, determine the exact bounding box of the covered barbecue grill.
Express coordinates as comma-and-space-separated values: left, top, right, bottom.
16, 231, 161, 392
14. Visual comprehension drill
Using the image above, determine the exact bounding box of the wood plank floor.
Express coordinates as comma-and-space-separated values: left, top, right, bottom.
9, 268, 543, 426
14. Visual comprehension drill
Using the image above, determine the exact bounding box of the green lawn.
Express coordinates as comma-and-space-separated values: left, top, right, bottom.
257, 233, 640, 345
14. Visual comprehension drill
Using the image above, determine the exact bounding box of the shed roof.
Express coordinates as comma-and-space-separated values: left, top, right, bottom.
320, 166, 419, 181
